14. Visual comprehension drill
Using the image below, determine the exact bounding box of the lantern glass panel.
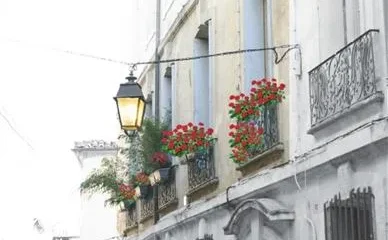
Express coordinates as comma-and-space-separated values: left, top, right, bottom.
117, 97, 139, 130
136, 99, 145, 129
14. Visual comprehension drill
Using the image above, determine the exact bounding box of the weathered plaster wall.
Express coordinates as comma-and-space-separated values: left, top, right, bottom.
140, 0, 292, 207
127, 135, 388, 240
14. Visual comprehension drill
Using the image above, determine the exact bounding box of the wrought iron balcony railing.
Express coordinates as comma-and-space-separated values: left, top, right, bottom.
125, 208, 137, 229
140, 198, 154, 221
187, 147, 217, 192
247, 104, 279, 158
158, 168, 177, 210
309, 29, 379, 128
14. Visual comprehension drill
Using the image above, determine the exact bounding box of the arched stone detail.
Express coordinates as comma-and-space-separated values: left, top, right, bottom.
223, 198, 294, 236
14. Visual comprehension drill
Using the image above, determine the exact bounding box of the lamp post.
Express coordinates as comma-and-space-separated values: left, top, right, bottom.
114, 67, 162, 224
114, 68, 146, 137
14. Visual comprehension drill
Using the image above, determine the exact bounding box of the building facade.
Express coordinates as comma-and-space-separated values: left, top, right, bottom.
118, 0, 388, 239
72, 140, 119, 240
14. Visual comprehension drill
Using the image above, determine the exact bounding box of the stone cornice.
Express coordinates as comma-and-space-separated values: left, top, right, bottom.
71, 140, 118, 167
71, 140, 118, 152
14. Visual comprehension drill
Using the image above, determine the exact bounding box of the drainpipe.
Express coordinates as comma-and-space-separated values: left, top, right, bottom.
153, 0, 161, 224
342, 0, 348, 44
155, 0, 161, 121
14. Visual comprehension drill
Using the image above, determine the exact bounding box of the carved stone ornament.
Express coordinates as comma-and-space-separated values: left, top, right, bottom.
223, 198, 295, 236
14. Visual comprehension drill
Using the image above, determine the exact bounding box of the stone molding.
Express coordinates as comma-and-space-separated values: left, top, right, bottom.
72, 140, 118, 151
223, 198, 294, 236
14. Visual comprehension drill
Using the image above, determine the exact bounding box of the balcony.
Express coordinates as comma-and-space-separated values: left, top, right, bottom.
309, 30, 381, 132
157, 168, 178, 211
187, 146, 218, 195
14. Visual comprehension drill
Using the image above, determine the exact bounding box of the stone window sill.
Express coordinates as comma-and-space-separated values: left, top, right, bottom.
236, 143, 284, 171
308, 92, 384, 134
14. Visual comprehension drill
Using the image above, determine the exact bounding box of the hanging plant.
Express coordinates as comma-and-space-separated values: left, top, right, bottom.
161, 122, 216, 158
228, 78, 286, 164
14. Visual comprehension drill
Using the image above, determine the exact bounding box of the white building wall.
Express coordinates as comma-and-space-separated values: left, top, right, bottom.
73, 141, 119, 240
124, 0, 388, 239
80, 156, 118, 240
290, 0, 388, 158
124, 135, 388, 240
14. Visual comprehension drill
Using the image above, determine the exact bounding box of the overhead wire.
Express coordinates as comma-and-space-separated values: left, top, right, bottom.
0, 108, 34, 150
0, 37, 298, 67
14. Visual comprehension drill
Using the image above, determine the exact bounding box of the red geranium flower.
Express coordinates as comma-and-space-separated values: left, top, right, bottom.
161, 122, 216, 157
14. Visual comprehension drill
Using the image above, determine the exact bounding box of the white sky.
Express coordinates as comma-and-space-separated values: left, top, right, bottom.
0, 0, 150, 239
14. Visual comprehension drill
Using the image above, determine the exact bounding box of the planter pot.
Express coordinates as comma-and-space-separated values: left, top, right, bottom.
123, 200, 136, 210
135, 185, 150, 199
157, 167, 171, 183
160, 157, 173, 168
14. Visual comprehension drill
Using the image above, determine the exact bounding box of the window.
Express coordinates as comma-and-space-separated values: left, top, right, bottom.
324, 187, 375, 240
242, 0, 272, 94
160, 66, 173, 128
193, 22, 212, 127
317, 0, 362, 59
242, 0, 279, 158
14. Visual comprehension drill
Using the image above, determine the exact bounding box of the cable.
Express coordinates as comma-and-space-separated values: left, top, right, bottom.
1, 37, 298, 67
0, 109, 34, 150
294, 163, 317, 240
294, 115, 388, 162
132, 44, 299, 67
0, 37, 131, 66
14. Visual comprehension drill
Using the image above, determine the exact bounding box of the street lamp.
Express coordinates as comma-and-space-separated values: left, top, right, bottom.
114, 69, 146, 137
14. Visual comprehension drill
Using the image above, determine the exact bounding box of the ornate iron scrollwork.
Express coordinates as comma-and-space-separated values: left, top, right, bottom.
158, 168, 177, 209
187, 147, 216, 191
140, 198, 154, 221
247, 104, 279, 157
309, 30, 379, 127
126, 208, 137, 228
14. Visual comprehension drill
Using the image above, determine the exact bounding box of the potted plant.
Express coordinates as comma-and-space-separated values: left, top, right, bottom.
140, 118, 171, 173
80, 156, 132, 208
150, 152, 172, 183
134, 171, 151, 198
161, 122, 216, 163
